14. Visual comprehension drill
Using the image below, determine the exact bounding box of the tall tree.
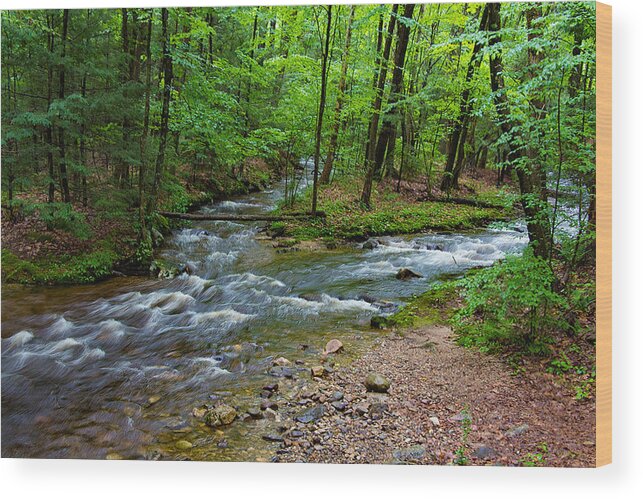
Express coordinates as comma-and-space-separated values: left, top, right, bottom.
320, 5, 355, 184
57, 9, 71, 203
311, 5, 333, 215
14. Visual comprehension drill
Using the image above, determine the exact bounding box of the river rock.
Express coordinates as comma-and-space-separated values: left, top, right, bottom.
295, 404, 326, 424
311, 365, 325, 378
362, 239, 379, 250
247, 407, 264, 420
370, 315, 393, 329
204, 404, 237, 427
261, 399, 278, 411
262, 383, 279, 392
175, 440, 193, 451
331, 401, 348, 412
262, 434, 284, 443
395, 268, 423, 280
429, 416, 440, 427
392, 445, 426, 463
268, 366, 295, 378
365, 373, 391, 393
323, 339, 343, 355
272, 356, 292, 367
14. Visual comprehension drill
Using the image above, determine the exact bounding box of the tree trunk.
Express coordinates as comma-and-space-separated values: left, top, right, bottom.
151, 8, 173, 211
320, 5, 355, 184
372, 4, 416, 181
440, 5, 489, 193
57, 9, 71, 203
311, 6, 333, 215
139, 11, 153, 236
46, 13, 56, 203
487, 2, 550, 258
361, 4, 399, 207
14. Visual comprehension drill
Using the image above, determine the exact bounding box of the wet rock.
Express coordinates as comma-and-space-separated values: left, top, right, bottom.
364, 373, 391, 393
290, 430, 304, 438
175, 440, 193, 451
354, 402, 371, 416
192, 406, 207, 418
370, 315, 393, 329
362, 239, 379, 250
368, 402, 388, 419
264, 408, 280, 421
261, 399, 278, 411
504, 424, 529, 437
295, 404, 326, 424
298, 344, 309, 351
105, 452, 123, 460
393, 445, 426, 463
268, 366, 295, 378
330, 391, 344, 401
272, 356, 292, 367
323, 339, 344, 355
395, 268, 423, 280
260, 390, 273, 399
473, 445, 496, 459
311, 365, 325, 378
299, 293, 323, 302
262, 434, 284, 443
262, 383, 279, 392
217, 439, 228, 448
247, 407, 264, 420
424, 243, 444, 251
331, 401, 348, 412
148, 395, 161, 405
204, 404, 237, 427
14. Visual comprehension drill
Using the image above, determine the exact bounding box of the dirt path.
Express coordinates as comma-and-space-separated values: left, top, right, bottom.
277, 325, 596, 467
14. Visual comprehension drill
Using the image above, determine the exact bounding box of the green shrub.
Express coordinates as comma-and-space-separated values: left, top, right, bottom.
28, 203, 92, 239
453, 247, 567, 354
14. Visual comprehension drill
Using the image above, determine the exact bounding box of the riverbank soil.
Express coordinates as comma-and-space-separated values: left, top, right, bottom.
277, 324, 596, 467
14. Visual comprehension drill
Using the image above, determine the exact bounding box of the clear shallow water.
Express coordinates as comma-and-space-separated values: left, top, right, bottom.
1, 175, 528, 460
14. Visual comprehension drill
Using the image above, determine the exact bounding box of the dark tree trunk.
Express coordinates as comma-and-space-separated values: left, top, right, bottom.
46, 13, 56, 203
320, 5, 355, 184
361, 4, 399, 207
311, 5, 333, 214
151, 8, 173, 211
57, 9, 71, 203
487, 2, 550, 258
372, 4, 416, 180
440, 5, 489, 193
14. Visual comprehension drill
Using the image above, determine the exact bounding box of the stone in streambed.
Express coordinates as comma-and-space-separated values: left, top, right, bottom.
175, 440, 193, 451
362, 239, 379, 250
364, 373, 391, 393
247, 407, 264, 420
311, 365, 325, 378
204, 404, 237, 428
392, 445, 426, 463
272, 356, 292, 367
323, 339, 343, 355
395, 268, 423, 280
295, 404, 326, 424
268, 366, 295, 378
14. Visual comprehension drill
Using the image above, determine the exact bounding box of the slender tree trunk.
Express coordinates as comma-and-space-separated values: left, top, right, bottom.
139, 12, 153, 236
46, 13, 56, 203
487, 2, 550, 258
151, 8, 173, 211
311, 5, 333, 214
440, 5, 489, 193
320, 5, 355, 184
57, 9, 71, 203
372, 4, 416, 181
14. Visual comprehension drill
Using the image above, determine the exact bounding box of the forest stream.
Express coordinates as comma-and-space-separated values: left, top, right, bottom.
1, 171, 528, 461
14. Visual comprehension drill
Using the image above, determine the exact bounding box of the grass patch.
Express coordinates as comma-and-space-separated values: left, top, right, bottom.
384, 282, 460, 329
275, 176, 511, 241
2, 246, 121, 285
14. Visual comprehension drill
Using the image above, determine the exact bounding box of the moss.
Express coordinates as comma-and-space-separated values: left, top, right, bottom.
2, 247, 121, 285
275, 177, 511, 241
385, 282, 459, 329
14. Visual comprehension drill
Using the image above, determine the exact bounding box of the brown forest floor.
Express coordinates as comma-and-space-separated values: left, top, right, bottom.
278, 324, 596, 467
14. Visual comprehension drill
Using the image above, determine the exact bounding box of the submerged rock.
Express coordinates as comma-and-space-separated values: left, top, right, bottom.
272, 356, 292, 367
268, 366, 295, 378
395, 268, 423, 280
204, 404, 237, 427
311, 366, 325, 378
364, 373, 391, 393
362, 239, 379, 250
175, 440, 193, 451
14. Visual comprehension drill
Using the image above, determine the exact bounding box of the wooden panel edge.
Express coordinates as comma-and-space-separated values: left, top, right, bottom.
595, 1, 612, 468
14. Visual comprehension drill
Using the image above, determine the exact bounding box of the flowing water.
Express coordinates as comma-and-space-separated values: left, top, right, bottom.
1, 173, 528, 461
